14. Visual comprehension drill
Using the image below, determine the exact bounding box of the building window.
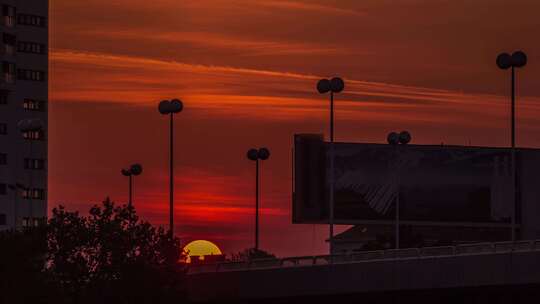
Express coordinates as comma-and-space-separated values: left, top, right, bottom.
3, 5, 16, 27
22, 129, 44, 140
3, 61, 15, 83
22, 188, 45, 200
23, 99, 46, 111
0, 123, 6, 135
17, 41, 46, 55
0, 90, 7, 104
17, 69, 45, 82
0, 214, 6, 225
17, 14, 46, 28
0, 153, 6, 165
20, 218, 42, 227
24, 158, 45, 170
0, 183, 6, 195
3, 33, 16, 55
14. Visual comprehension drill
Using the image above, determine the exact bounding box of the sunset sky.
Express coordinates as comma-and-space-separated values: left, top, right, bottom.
48, 0, 540, 256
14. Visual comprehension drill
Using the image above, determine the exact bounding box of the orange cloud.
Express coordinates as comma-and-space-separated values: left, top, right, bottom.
79, 30, 352, 57
241, 0, 364, 16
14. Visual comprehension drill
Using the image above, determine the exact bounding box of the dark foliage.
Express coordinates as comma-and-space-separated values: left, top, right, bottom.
0, 227, 61, 304
0, 198, 187, 304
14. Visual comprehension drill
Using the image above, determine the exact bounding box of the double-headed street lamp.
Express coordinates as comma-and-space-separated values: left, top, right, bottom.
316, 77, 345, 255
247, 147, 270, 251
158, 99, 184, 237
496, 51, 527, 242
387, 131, 412, 249
121, 163, 143, 208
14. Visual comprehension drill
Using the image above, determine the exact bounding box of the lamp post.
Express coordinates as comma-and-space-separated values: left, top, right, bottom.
496, 51, 527, 242
387, 131, 411, 249
316, 77, 344, 256
17, 118, 43, 227
121, 163, 143, 208
247, 147, 270, 251
158, 99, 183, 237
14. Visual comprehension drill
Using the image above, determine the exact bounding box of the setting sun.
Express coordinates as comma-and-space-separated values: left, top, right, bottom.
184, 240, 223, 263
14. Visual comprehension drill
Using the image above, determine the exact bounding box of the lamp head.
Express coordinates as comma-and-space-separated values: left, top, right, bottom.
247, 148, 259, 161
399, 131, 412, 145
170, 99, 184, 113
387, 132, 399, 145
158, 100, 171, 114
130, 164, 143, 176
511, 51, 527, 68
258, 148, 270, 160
317, 79, 331, 94
121, 169, 132, 177
330, 77, 345, 93
496, 53, 512, 70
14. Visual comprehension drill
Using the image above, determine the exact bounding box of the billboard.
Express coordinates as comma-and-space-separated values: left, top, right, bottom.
292, 134, 539, 227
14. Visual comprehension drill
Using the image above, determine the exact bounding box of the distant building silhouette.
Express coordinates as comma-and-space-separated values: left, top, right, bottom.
190, 254, 226, 265
0, 0, 48, 230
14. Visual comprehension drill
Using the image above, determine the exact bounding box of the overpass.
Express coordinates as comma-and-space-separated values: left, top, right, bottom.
187, 240, 540, 303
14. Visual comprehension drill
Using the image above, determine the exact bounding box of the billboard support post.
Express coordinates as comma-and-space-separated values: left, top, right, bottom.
396, 165, 400, 249
511, 66, 516, 243
387, 131, 411, 249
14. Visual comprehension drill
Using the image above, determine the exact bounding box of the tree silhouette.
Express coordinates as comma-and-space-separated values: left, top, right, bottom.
0, 198, 187, 303
46, 198, 186, 303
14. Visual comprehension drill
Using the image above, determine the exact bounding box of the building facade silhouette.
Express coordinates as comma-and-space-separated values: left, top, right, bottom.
0, 0, 48, 230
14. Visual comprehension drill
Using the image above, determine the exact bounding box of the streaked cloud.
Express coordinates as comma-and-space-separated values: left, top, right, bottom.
51, 48, 540, 126
240, 0, 364, 16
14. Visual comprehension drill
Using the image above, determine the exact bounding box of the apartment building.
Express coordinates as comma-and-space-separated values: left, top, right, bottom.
0, 0, 48, 229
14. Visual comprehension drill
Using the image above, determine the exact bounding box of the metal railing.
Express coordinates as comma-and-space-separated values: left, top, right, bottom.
187, 240, 540, 274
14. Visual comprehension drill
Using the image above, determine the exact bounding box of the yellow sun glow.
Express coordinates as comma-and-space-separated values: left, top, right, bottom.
184, 240, 222, 263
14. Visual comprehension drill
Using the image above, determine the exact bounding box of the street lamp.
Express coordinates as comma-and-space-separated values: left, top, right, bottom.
247, 147, 270, 251
387, 131, 411, 249
496, 51, 527, 242
316, 77, 345, 255
17, 118, 43, 227
158, 99, 183, 237
121, 163, 143, 208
